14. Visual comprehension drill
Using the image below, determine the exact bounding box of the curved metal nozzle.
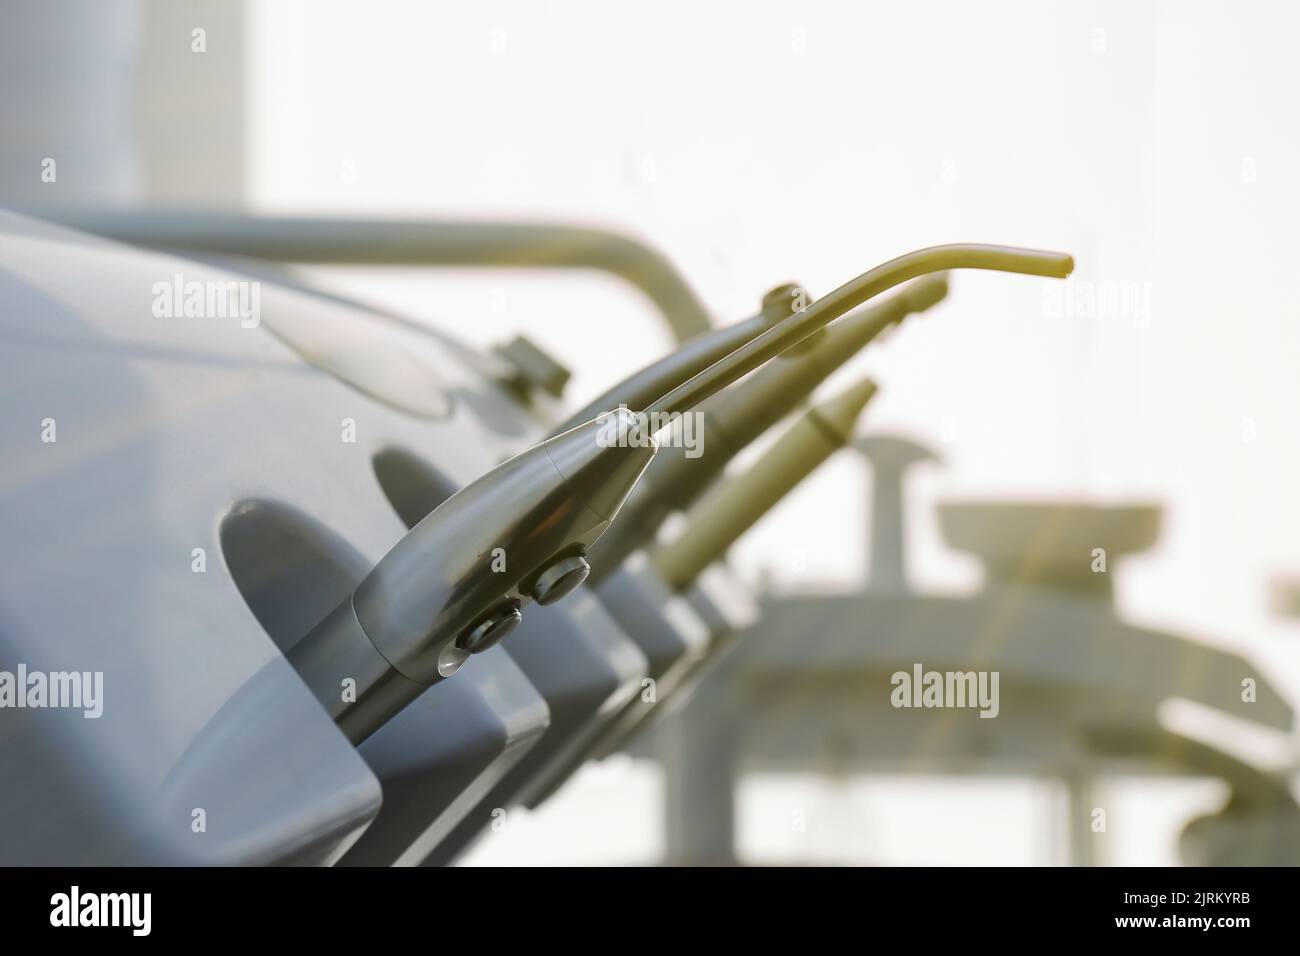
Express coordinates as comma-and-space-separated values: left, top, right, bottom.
642, 244, 1072, 422
586, 247, 1069, 580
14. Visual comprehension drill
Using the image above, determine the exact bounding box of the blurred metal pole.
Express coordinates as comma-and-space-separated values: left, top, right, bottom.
0, 0, 142, 206
0, 1, 247, 208
1065, 774, 1103, 867
29, 210, 714, 343
857, 436, 939, 594
659, 688, 740, 864
134, 0, 247, 204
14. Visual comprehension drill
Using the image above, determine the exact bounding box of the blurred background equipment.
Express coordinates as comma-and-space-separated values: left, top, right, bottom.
639, 445, 1294, 864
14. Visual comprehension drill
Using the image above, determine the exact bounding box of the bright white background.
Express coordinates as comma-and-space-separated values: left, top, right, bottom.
245, 0, 1300, 864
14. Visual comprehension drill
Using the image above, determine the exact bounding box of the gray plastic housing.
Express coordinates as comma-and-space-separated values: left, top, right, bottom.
579, 555, 713, 761
0, 211, 552, 864
420, 589, 647, 865
340, 652, 550, 866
